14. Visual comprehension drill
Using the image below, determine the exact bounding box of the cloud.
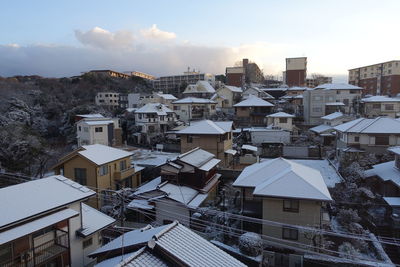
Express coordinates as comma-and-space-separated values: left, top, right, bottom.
140, 24, 176, 41
75, 27, 134, 50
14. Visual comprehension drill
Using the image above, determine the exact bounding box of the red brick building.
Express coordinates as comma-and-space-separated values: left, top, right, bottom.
284, 57, 307, 87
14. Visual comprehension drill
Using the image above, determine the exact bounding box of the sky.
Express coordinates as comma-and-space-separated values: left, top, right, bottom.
0, 0, 399, 81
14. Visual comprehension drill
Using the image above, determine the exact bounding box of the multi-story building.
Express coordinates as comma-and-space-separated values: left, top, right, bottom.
127, 70, 156, 80
86, 70, 130, 79
234, 95, 274, 126
243, 58, 264, 84
306, 76, 333, 88
53, 144, 140, 208
348, 60, 400, 96
303, 83, 363, 125
76, 117, 122, 147
0, 176, 115, 267
334, 117, 400, 156
95, 92, 120, 108
177, 120, 234, 167
172, 97, 217, 122
134, 103, 177, 144
360, 95, 400, 118
284, 57, 307, 87
226, 58, 264, 87
118, 93, 128, 109
127, 93, 141, 108
233, 158, 332, 243
153, 71, 215, 94
226, 66, 245, 87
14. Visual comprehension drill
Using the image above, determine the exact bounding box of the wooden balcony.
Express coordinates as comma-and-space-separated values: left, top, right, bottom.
114, 166, 135, 180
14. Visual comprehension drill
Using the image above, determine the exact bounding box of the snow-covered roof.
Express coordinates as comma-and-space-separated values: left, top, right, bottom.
383, 197, 400, 207
135, 103, 173, 115
0, 176, 95, 229
126, 108, 137, 112
262, 87, 288, 92
267, 112, 295, 118
0, 208, 78, 245
242, 144, 258, 152
388, 146, 400, 155
234, 95, 274, 107
83, 120, 114, 126
309, 124, 333, 134
361, 95, 400, 103
93, 222, 245, 267
233, 158, 332, 201
177, 120, 232, 135
96, 247, 167, 267
287, 86, 310, 91
158, 183, 200, 205
315, 83, 363, 90
197, 80, 216, 93
223, 85, 242, 93
131, 177, 162, 196
78, 203, 115, 237
131, 149, 179, 167
77, 114, 104, 118
199, 158, 221, 171
365, 161, 400, 187
321, 112, 344, 121
156, 93, 177, 100
334, 117, 400, 134
177, 147, 215, 168
325, 102, 345, 106
183, 81, 215, 94
78, 144, 133, 166
173, 97, 216, 104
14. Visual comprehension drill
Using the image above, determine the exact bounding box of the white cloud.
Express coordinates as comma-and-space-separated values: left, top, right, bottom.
75, 27, 134, 50
140, 24, 176, 41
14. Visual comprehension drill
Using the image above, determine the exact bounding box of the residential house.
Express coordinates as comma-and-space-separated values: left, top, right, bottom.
310, 112, 346, 145
172, 97, 217, 122
234, 95, 274, 126
0, 176, 115, 267
360, 95, 400, 118
134, 103, 177, 144
77, 117, 122, 147
75, 113, 104, 122
334, 117, 400, 158
243, 86, 274, 101
89, 222, 245, 267
266, 112, 295, 132
213, 84, 243, 111
95, 92, 120, 108
176, 120, 233, 167
140, 92, 178, 109
182, 80, 216, 98
303, 83, 363, 125
53, 144, 140, 208
232, 158, 332, 245
127, 148, 221, 226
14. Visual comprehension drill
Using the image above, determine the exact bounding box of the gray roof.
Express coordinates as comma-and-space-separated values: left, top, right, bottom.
334, 117, 400, 134
177, 120, 233, 135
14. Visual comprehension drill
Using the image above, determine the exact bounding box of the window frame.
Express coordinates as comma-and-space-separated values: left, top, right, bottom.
283, 199, 299, 213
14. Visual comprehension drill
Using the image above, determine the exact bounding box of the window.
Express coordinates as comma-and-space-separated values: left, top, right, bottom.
99, 165, 108, 176
312, 107, 322, 112
313, 96, 322, 101
385, 104, 394, 111
279, 118, 288, 123
82, 238, 93, 249
95, 127, 103, 132
78, 126, 81, 131
354, 136, 360, 142
372, 104, 380, 109
375, 136, 389, 145
120, 160, 127, 171
173, 106, 180, 110
283, 199, 299, 212
187, 135, 193, 143
336, 90, 340, 94
74, 168, 87, 185
0, 244, 12, 263
282, 227, 298, 240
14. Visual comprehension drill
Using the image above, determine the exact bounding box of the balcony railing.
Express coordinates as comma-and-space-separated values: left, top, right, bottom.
114, 166, 135, 180
0, 231, 69, 267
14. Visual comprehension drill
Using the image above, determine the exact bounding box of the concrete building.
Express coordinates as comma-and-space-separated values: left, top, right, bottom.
127, 93, 142, 108
348, 60, 400, 96
225, 66, 245, 87
360, 95, 400, 118
182, 80, 216, 98
86, 70, 130, 79
176, 120, 233, 167
266, 112, 295, 132
153, 71, 215, 94
172, 97, 217, 122
334, 117, 400, 157
53, 144, 141, 208
128, 70, 156, 80
284, 57, 307, 87
303, 83, 363, 125
134, 103, 177, 144
233, 158, 332, 243
226, 58, 264, 87
76, 117, 122, 147
234, 95, 274, 126
306, 76, 333, 88
0, 176, 115, 267
95, 92, 120, 108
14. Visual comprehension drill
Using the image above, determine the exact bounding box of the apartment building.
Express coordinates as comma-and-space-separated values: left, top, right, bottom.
128, 70, 156, 80
233, 158, 332, 244
334, 117, 400, 156
226, 58, 264, 87
360, 95, 400, 118
172, 97, 217, 122
348, 60, 400, 96
284, 57, 307, 87
153, 71, 215, 94
303, 83, 363, 125
76, 117, 122, 147
87, 70, 130, 79
177, 120, 233, 167
53, 144, 140, 208
234, 95, 274, 126
306, 76, 333, 88
226, 66, 245, 87
0, 176, 115, 267
134, 103, 177, 143
95, 92, 120, 108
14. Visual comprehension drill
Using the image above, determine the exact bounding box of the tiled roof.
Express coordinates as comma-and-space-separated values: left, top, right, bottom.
234, 95, 274, 107
78, 203, 115, 237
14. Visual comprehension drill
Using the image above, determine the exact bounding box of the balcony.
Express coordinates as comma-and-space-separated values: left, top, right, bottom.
114, 166, 135, 180
1, 231, 69, 267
